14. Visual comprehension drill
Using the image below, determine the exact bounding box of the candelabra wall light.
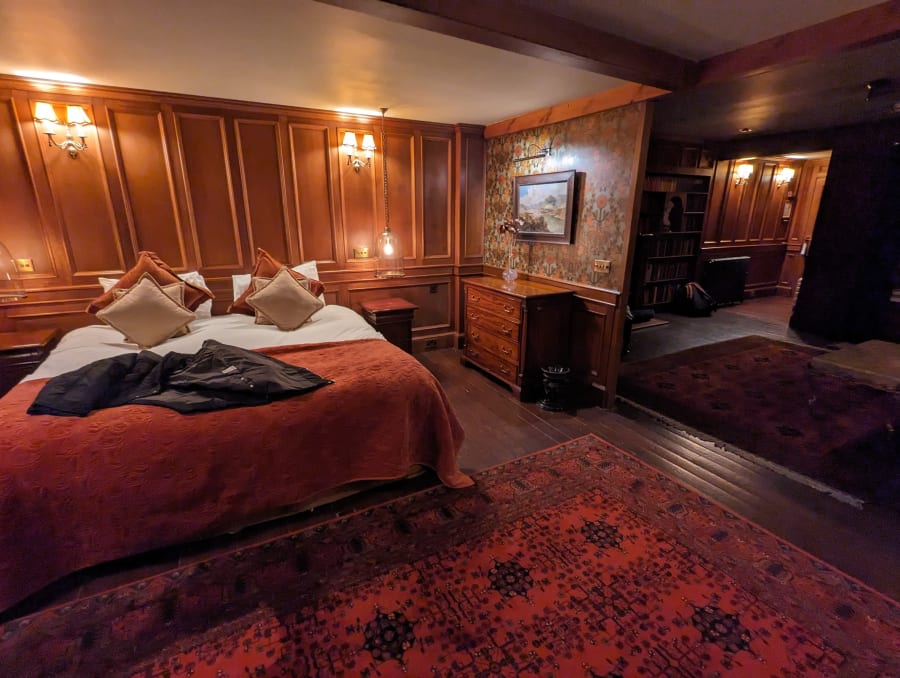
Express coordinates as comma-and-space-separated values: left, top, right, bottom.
34, 101, 92, 158
734, 162, 754, 186
341, 130, 376, 172
775, 167, 795, 187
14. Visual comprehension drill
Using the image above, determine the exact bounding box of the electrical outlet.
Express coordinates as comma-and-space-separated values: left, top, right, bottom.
592, 259, 611, 274
353, 247, 369, 258
14, 258, 34, 273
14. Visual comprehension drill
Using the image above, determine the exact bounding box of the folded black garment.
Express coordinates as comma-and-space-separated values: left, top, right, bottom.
28, 339, 332, 416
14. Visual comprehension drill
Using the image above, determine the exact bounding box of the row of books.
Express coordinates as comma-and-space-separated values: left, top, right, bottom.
645, 261, 691, 282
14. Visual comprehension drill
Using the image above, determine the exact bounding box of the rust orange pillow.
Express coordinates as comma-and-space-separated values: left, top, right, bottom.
228, 248, 325, 315
87, 252, 214, 313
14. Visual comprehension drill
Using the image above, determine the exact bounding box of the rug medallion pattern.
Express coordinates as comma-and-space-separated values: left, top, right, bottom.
1, 435, 897, 676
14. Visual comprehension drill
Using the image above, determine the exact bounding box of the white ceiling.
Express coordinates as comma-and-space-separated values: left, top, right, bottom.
0, 0, 892, 131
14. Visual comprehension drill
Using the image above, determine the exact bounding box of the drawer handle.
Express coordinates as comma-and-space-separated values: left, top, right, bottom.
501, 325, 512, 336
471, 331, 480, 340
503, 304, 514, 314
469, 313, 480, 321
470, 294, 481, 302
501, 347, 511, 356
499, 365, 510, 375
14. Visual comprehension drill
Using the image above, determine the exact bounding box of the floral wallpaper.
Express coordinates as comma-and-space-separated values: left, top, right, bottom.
485, 104, 649, 291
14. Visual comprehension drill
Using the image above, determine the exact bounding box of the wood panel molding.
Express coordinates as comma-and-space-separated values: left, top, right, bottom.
0, 75, 478, 348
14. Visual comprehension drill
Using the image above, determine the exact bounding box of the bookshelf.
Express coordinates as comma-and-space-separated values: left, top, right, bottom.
631, 141, 713, 310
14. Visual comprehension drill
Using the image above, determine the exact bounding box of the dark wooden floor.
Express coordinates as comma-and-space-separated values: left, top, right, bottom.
3, 297, 898, 623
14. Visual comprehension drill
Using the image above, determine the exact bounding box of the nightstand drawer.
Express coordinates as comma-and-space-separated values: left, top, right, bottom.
0, 328, 60, 397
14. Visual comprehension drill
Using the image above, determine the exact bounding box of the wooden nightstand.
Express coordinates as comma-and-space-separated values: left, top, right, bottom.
0, 328, 60, 397
360, 298, 418, 353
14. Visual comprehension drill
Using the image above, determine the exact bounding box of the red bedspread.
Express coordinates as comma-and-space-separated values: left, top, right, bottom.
0, 339, 470, 611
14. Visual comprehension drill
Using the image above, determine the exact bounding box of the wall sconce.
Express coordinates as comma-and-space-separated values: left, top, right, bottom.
775, 167, 795, 187
341, 131, 376, 172
734, 162, 754, 186
34, 101, 92, 158
0, 242, 27, 302
513, 142, 553, 163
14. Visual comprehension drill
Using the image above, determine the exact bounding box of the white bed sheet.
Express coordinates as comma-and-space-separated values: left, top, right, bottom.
26, 305, 384, 381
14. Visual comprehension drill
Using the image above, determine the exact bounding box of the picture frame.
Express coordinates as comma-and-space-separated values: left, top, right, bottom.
513, 170, 576, 244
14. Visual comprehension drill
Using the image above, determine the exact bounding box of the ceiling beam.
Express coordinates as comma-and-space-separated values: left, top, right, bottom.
697, 0, 900, 85
484, 83, 668, 138
314, 0, 695, 91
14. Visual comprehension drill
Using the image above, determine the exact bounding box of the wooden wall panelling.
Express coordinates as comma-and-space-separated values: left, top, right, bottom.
289, 123, 340, 266
174, 111, 244, 272
421, 135, 452, 260
456, 127, 485, 264
386, 130, 416, 263
234, 117, 293, 264
570, 293, 618, 407
338, 125, 379, 264
105, 101, 187, 268
703, 159, 730, 244
30, 96, 127, 279
0, 93, 58, 283
346, 278, 455, 350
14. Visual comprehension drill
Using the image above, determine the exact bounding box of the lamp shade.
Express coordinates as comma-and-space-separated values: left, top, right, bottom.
66, 105, 91, 126
341, 131, 358, 149
736, 163, 754, 180
0, 242, 26, 302
777, 167, 795, 184
361, 134, 376, 151
33, 101, 58, 122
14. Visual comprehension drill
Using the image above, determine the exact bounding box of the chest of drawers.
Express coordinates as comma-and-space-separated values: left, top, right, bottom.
461, 277, 572, 400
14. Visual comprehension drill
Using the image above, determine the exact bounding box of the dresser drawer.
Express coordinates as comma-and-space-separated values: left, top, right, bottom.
465, 309, 519, 342
464, 345, 518, 383
466, 287, 522, 323
467, 322, 520, 363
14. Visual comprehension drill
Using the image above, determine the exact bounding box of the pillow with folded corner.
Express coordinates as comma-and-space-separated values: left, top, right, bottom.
113, 278, 190, 337
246, 267, 323, 331
228, 248, 325, 315
249, 274, 312, 325
97, 274, 196, 348
104, 270, 214, 319
88, 252, 214, 313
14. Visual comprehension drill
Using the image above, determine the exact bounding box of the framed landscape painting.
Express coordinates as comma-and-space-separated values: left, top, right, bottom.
513, 170, 576, 244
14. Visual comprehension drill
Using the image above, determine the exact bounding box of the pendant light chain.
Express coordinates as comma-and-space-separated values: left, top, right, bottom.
380, 107, 389, 234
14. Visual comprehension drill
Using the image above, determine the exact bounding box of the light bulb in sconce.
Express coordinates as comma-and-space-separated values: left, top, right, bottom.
775, 167, 795, 187
734, 162, 754, 186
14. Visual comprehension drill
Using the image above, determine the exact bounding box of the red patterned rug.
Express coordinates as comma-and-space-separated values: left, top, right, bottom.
618, 335, 900, 510
2, 435, 898, 676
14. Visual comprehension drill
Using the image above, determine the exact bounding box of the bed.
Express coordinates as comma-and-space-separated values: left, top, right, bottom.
0, 305, 471, 612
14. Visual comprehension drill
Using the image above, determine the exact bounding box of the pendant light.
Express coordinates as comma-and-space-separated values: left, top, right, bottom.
375, 107, 404, 278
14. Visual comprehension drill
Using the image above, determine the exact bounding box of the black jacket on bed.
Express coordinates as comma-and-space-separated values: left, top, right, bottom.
27, 339, 332, 416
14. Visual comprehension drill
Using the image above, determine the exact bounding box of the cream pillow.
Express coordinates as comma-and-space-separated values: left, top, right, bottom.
100, 270, 213, 319
113, 280, 190, 337
250, 274, 311, 325
246, 267, 323, 331
97, 274, 196, 348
